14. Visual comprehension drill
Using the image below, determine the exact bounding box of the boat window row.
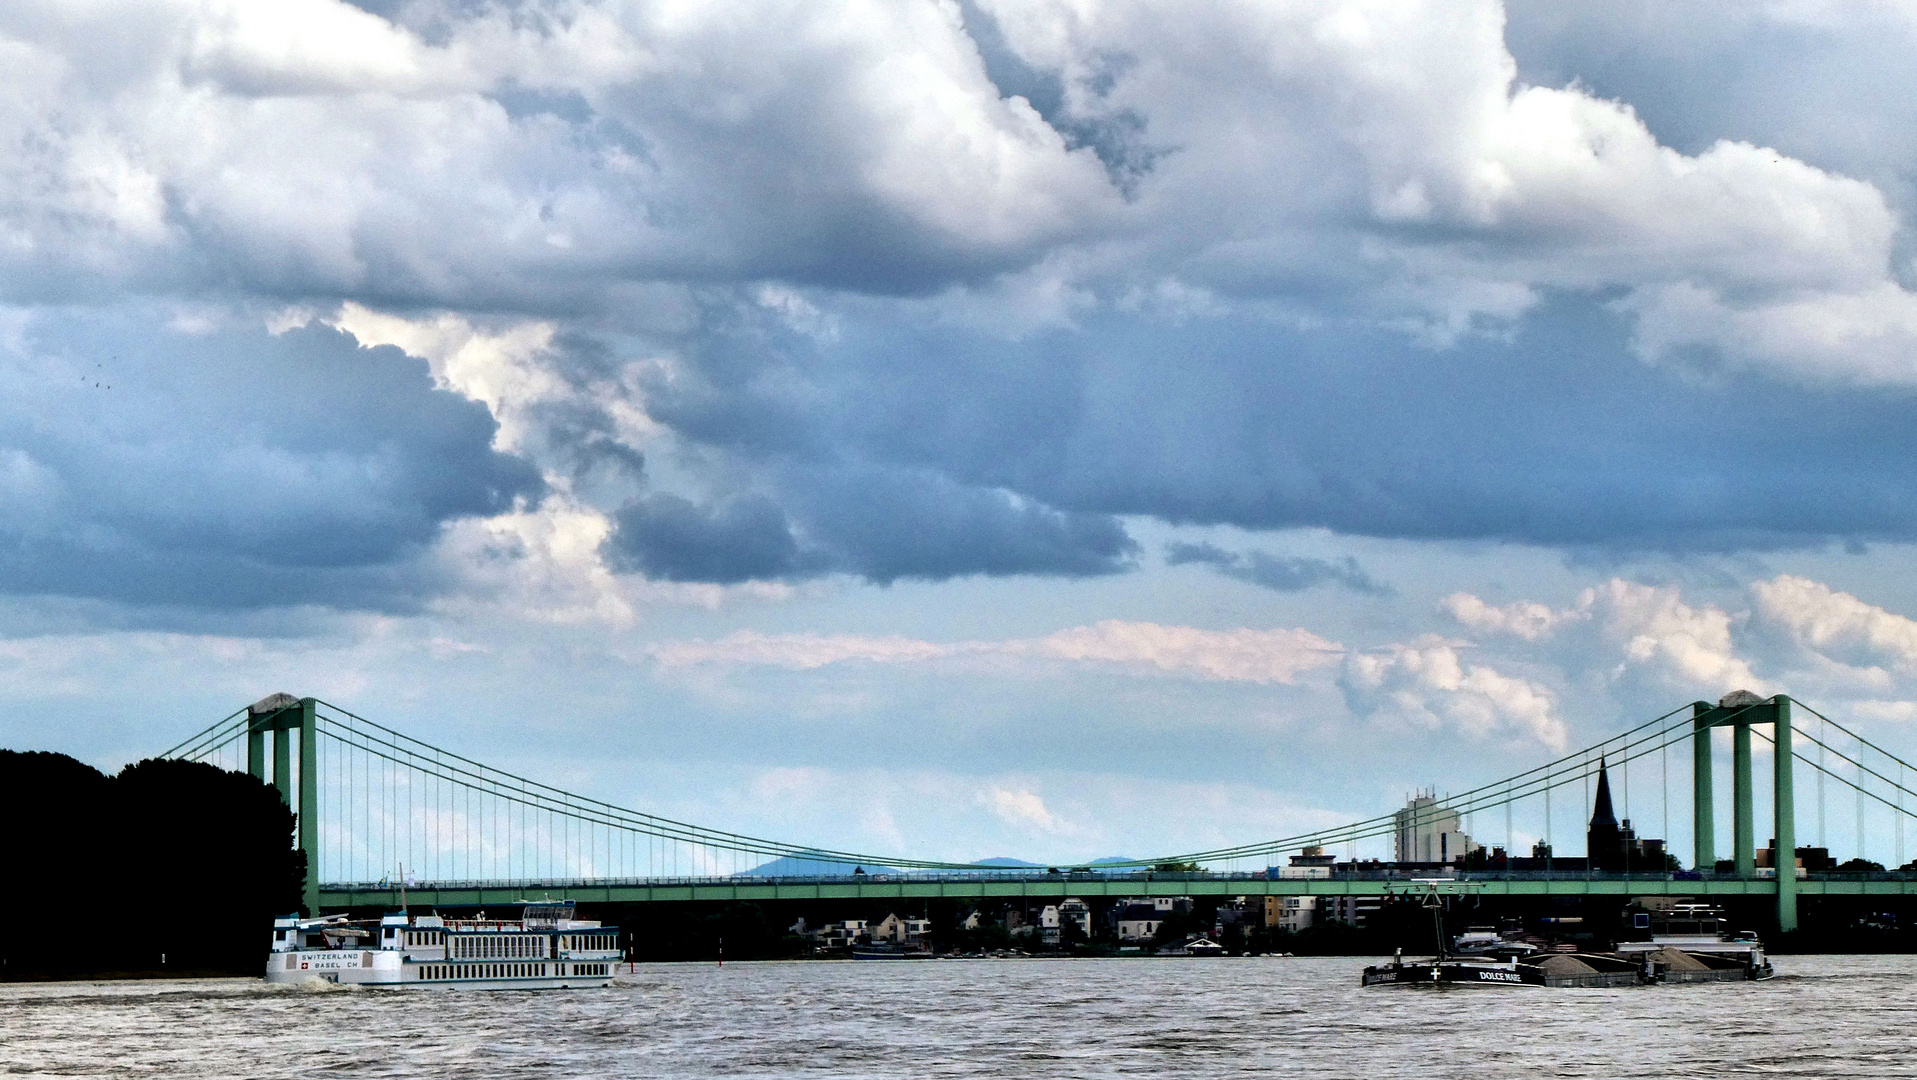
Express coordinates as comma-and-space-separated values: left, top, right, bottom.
573, 963, 610, 976
560, 933, 618, 952
420, 963, 549, 981
448, 934, 545, 959
403, 929, 445, 947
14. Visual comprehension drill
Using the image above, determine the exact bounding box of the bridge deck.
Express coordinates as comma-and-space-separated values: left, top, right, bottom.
320, 871, 1917, 909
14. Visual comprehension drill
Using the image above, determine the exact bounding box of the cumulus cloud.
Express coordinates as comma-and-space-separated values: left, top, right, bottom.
0, 0, 1117, 308
1444, 592, 1584, 640
1432, 574, 1917, 753
1340, 636, 1568, 751
11, 0, 1917, 619
1753, 574, 1917, 674
1446, 578, 1766, 696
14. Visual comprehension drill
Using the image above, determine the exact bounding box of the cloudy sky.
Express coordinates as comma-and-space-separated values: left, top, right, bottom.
8, 0, 1917, 870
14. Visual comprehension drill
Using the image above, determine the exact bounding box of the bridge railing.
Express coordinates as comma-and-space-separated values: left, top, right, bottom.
320, 868, 1917, 892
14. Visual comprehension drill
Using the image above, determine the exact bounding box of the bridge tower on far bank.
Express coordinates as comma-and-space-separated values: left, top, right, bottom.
246, 693, 320, 916
1694, 691, 1797, 932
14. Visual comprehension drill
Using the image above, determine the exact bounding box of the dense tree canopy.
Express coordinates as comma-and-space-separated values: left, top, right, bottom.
0, 752, 302, 979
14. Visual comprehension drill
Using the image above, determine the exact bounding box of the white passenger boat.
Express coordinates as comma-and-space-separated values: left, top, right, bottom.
267, 901, 620, 989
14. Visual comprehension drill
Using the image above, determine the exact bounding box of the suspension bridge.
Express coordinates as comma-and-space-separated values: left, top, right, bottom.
162, 691, 1917, 932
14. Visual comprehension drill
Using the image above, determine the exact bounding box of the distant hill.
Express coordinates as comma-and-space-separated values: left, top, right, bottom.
742, 852, 898, 877
742, 853, 1144, 877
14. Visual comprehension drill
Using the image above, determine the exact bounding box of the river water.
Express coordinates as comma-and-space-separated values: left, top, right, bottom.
3, 956, 1912, 1078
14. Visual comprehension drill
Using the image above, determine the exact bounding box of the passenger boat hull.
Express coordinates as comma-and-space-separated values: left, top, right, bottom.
265, 951, 616, 989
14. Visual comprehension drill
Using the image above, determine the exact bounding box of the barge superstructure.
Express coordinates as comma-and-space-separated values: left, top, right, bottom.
267, 901, 619, 988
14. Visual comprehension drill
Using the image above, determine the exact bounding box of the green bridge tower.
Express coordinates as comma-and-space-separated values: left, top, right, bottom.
246, 694, 320, 917
1693, 692, 1796, 932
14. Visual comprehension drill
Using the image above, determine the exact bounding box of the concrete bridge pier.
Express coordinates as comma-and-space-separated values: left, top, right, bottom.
1694, 692, 1797, 933
247, 694, 320, 916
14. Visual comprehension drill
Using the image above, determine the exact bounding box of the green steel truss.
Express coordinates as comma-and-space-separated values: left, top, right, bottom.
320, 873, 1917, 910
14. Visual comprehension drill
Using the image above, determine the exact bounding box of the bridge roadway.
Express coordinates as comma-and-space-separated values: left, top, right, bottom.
321, 870, 1917, 910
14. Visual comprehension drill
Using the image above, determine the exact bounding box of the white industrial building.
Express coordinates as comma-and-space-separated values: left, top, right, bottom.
1394, 791, 1480, 864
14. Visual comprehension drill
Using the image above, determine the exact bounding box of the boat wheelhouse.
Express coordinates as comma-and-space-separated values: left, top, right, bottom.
266, 901, 620, 989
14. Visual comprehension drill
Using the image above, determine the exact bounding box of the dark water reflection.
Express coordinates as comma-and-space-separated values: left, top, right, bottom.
3, 956, 1913, 1078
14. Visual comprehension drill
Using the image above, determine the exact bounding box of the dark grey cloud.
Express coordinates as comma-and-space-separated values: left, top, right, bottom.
609, 494, 814, 584
12, 0, 1917, 610
791, 465, 1139, 584
0, 311, 541, 611
635, 290, 1917, 557
1165, 542, 1391, 596
605, 466, 1137, 585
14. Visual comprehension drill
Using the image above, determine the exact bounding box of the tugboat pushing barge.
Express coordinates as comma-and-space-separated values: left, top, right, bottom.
1360, 883, 1773, 988
266, 901, 620, 989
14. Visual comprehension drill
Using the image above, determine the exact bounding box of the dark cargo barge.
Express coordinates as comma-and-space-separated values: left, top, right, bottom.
1360, 885, 1773, 988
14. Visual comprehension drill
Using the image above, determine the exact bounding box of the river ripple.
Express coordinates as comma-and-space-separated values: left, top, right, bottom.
2, 956, 1913, 1078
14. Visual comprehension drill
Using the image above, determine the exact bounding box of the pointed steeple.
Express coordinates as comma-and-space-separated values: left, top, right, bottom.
1590, 758, 1619, 828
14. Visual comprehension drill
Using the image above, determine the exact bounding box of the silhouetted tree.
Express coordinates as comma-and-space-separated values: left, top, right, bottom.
0, 751, 115, 977
116, 758, 303, 973
0, 752, 301, 979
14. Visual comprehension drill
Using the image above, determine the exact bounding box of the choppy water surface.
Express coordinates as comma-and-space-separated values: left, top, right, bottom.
3, 956, 1914, 1078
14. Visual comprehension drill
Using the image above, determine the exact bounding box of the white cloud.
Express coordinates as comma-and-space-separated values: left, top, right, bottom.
984, 788, 1073, 835
978, 0, 1917, 381
1341, 635, 1567, 751
0, 0, 1114, 306
1447, 579, 1766, 696
1007, 621, 1344, 683
1586, 579, 1765, 693
648, 619, 1343, 684
1753, 574, 1917, 672
329, 305, 580, 458
649, 630, 951, 670
1849, 700, 1917, 724
0, 0, 1910, 388
1443, 592, 1584, 640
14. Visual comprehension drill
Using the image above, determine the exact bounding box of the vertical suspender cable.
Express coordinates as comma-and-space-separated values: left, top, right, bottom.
1541, 767, 1556, 863
1859, 732, 1869, 865
1622, 751, 1629, 828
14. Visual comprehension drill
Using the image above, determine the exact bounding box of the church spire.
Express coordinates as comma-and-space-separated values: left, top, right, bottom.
1590, 758, 1619, 828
